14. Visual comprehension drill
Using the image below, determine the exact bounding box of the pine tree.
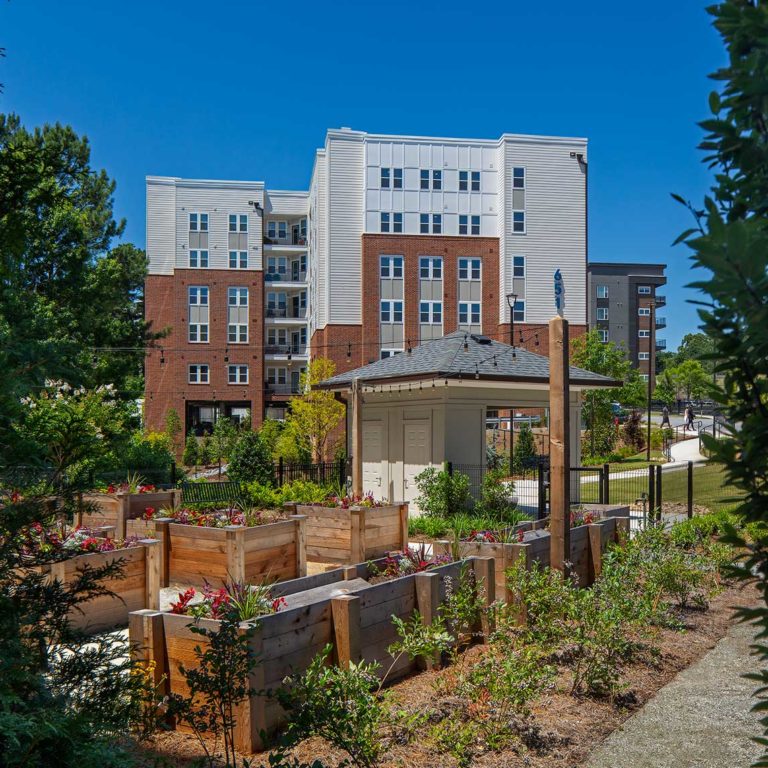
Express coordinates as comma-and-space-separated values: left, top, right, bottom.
182, 434, 199, 468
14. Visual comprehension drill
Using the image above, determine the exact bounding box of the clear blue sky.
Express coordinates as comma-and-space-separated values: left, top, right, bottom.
1, 0, 725, 350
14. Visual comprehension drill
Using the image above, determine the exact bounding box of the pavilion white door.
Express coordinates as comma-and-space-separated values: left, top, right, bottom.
403, 419, 430, 504
362, 423, 384, 497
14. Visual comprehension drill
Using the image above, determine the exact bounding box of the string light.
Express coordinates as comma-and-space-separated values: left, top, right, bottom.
475, 366, 480, 380
463, 334, 469, 351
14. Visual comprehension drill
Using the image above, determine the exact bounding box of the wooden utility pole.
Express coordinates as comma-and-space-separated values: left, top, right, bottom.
549, 316, 570, 574
351, 378, 363, 497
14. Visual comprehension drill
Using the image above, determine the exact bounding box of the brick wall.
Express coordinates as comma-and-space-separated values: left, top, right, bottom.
496, 322, 588, 356
144, 270, 264, 441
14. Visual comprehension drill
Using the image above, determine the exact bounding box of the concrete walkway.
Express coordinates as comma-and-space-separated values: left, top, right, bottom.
586, 619, 763, 768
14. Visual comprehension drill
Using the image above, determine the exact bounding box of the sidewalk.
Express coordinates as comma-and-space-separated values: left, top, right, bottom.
586, 618, 762, 768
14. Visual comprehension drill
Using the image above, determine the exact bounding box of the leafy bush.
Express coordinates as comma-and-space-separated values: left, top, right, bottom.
622, 410, 645, 452
199, 435, 214, 466
514, 422, 537, 468
182, 434, 199, 467
414, 466, 471, 518
474, 468, 517, 519
242, 479, 333, 509
227, 431, 275, 485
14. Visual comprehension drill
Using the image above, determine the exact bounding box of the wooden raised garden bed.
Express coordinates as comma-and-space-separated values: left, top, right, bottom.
287, 502, 408, 564
78, 490, 180, 538
50, 538, 161, 634
130, 554, 494, 753
435, 504, 631, 602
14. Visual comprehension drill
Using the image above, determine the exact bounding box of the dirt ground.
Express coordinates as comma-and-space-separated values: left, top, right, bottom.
134, 581, 761, 768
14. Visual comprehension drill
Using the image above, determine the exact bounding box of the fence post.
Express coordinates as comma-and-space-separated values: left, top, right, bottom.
648, 465, 656, 525
687, 460, 694, 519
278, 456, 284, 487
446, 461, 453, 476
537, 463, 546, 520
655, 464, 663, 522
603, 463, 610, 505
415, 572, 441, 668
332, 594, 361, 669
338, 457, 345, 490
170, 461, 177, 487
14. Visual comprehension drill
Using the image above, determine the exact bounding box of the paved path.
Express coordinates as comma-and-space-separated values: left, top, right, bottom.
586, 619, 763, 768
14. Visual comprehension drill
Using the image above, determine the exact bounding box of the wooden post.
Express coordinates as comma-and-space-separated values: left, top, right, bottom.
398, 503, 409, 551
615, 516, 631, 544
351, 378, 363, 497
234, 624, 266, 754
508, 543, 531, 624
291, 515, 307, 577
414, 571, 440, 668
141, 539, 162, 610
153, 518, 171, 588
587, 524, 603, 585
471, 556, 495, 641
342, 564, 359, 581
332, 594, 361, 669
350, 508, 366, 563
549, 316, 571, 575
128, 609, 168, 696
226, 527, 246, 583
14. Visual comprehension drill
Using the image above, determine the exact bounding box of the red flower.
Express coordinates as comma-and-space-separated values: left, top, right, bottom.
143, 506, 156, 521
517, 529, 525, 542
170, 587, 196, 614
10, 491, 20, 503
107, 484, 117, 494
271, 597, 287, 612
80, 537, 100, 552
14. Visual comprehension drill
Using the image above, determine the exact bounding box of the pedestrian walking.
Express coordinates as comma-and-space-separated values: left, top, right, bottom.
661, 405, 671, 428
683, 406, 691, 431
685, 406, 695, 432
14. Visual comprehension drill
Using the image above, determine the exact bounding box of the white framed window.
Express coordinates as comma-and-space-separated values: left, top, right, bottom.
512, 255, 525, 278
268, 328, 288, 347
379, 167, 403, 189
380, 255, 403, 278
513, 300, 525, 322
189, 249, 209, 268
380, 212, 390, 233
639, 329, 650, 338
598, 329, 609, 342
188, 286, 208, 305
267, 291, 287, 316
419, 214, 442, 234
380, 167, 390, 188
267, 221, 287, 240
227, 364, 248, 384
419, 257, 442, 279
267, 255, 287, 277
188, 286, 209, 343
433, 170, 442, 190
460, 170, 480, 191
229, 250, 248, 269
458, 258, 481, 281
513, 167, 525, 189
597, 285, 608, 298
228, 214, 248, 233
640, 374, 650, 382
419, 301, 442, 324
420, 169, 430, 190
597, 307, 609, 320
638, 307, 651, 316
638, 352, 650, 360
392, 212, 403, 233
380, 300, 403, 323
638, 285, 652, 295
380, 348, 403, 359
458, 302, 481, 325
513, 211, 526, 233
228, 325, 248, 344
393, 168, 403, 189
188, 364, 209, 384
419, 170, 442, 190
267, 367, 287, 386
459, 214, 481, 235
228, 287, 248, 306
189, 213, 209, 231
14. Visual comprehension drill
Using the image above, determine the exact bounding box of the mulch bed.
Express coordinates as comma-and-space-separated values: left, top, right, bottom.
133, 580, 761, 768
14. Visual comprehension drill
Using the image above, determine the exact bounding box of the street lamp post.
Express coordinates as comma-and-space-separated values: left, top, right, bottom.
506, 293, 518, 475
646, 300, 656, 462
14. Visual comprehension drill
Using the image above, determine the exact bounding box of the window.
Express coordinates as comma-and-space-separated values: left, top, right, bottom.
458, 258, 481, 280
638, 352, 650, 360
380, 167, 403, 189
380, 300, 403, 323
419, 170, 441, 190
268, 328, 288, 347
513, 300, 525, 322
419, 257, 442, 279
380, 212, 390, 233
638, 285, 652, 295
392, 212, 403, 233
638, 307, 651, 317
228, 214, 247, 232
471, 171, 480, 191
459, 215, 480, 235
228, 287, 248, 306
598, 329, 609, 342
419, 301, 442, 324
267, 256, 287, 277
460, 170, 480, 191
267, 367, 287, 386
229, 250, 248, 269
513, 167, 525, 189
189, 250, 208, 268
267, 221, 287, 240
459, 170, 468, 191
432, 170, 442, 190
228, 365, 248, 384
419, 213, 429, 234
419, 214, 441, 234
188, 287, 209, 343
380, 349, 403, 359
380, 256, 403, 278
597, 285, 608, 298
512, 255, 525, 278
420, 170, 430, 190
458, 302, 481, 325
640, 374, 650, 382
513, 211, 525, 233
189, 213, 208, 231
639, 330, 650, 338
267, 292, 287, 314
188, 364, 209, 384
459, 215, 468, 235
380, 167, 390, 188
227, 287, 248, 343
597, 307, 609, 320
393, 168, 403, 188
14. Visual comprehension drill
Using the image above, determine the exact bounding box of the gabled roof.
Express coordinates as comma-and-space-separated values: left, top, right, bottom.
317, 331, 619, 390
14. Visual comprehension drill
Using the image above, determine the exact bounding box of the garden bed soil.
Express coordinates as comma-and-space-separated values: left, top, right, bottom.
132, 581, 760, 768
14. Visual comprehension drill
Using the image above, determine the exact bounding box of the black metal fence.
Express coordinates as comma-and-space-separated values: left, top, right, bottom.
274, 457, 348, 489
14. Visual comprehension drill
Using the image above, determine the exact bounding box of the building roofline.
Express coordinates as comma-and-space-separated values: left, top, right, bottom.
266, 189, 309, 198
324, 127, 587, 147
587, 261, 667, 270
146, 175, 265, 190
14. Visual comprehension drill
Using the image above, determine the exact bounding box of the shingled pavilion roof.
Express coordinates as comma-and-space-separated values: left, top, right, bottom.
317, 331, 619, 390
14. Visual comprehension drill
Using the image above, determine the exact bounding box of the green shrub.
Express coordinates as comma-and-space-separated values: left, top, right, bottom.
227, 431, 274, 485
474, 468, 517, 519
414, 466, 471, 518
514, 422, 537, 468
199, 435, 214, 466
182, 434, 199, 467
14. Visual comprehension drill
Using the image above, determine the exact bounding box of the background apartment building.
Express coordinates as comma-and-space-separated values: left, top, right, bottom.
586, 262, 667, 385
144, 128, 589, 440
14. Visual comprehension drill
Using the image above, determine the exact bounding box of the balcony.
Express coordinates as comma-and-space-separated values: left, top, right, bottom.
265, 307, 308, 321
264, 271, 307, 286
264, 382, 302, 396
654, 295, 666, 307
655, 316, 667, 329
264, 344, 309, 360
656, 339, 667, 350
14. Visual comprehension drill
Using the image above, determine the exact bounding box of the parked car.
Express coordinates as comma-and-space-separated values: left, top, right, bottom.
610, 402, 629, 424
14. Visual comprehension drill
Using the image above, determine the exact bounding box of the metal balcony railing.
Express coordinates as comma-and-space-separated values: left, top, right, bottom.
264, 272, 307, 283
263, 236, 307, 247
264, 382, 302, 395
655, 317, 667, 329
654, 295, 666, 307
655, 339, 667, 350
265, 308, 308, 319
264, 344, 308, 356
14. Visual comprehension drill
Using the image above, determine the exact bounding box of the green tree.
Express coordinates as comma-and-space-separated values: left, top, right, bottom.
669, 359, 709, 402
284, 358, 345, 462
258, 418, 284, 457
227, 431, 275, 485
674, 332, 718, 374
164, 407, 183, 454
653, 370, 677, 406
182, 434, 200, 468
210, 417, 238, 478
674, 2, 768, 760
199, 435, 214, 467
514, 422, 537, 469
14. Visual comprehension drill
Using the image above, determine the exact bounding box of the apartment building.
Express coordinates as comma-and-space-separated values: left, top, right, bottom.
144, 128, 589, 440
586, 262, 667, 385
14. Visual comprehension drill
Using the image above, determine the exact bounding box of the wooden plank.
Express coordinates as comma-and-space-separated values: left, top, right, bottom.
350, 508, 364, 564
129, 610, 168, 695
332, 595, 361, 668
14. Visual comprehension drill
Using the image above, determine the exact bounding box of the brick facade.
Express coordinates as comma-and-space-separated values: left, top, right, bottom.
144, 270, 264, 441
496, 322, 588, 356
